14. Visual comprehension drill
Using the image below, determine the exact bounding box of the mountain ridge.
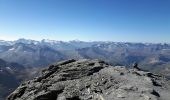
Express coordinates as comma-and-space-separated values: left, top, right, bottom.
7, 59, 170, 100
0, 38, 170, 76
1, 38, 170, 46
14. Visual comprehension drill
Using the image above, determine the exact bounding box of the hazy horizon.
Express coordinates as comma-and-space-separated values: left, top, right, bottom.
0, 38, 170, 44
0, 0, 169, 43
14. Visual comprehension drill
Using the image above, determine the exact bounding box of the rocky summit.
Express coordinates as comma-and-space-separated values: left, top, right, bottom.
7, 59, 170, 100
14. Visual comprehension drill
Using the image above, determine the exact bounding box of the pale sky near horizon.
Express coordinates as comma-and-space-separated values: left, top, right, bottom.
0, 0, 169, 43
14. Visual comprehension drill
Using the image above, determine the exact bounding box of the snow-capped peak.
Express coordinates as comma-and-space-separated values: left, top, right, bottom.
41, 39, 63, 44
15, 38, 39, 45
0, 40, 14, 46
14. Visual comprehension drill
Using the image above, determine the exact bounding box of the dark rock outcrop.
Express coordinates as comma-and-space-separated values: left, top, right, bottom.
7, 59, 170, 100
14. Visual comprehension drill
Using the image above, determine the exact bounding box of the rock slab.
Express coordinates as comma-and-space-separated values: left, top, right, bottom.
7, 59, 170, 100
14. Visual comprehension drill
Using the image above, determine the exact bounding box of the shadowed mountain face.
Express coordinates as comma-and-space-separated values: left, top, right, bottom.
0, 59, 26, 99
0, 59, 43, 100
7, 59, 170, 100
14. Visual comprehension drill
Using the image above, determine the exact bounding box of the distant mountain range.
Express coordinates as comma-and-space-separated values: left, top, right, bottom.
0, 38, 170, 99
0, 39, 170, 68
0, 39, 101, 67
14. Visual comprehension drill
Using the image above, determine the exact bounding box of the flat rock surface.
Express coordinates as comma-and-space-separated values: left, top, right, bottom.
7, 59, 170, 100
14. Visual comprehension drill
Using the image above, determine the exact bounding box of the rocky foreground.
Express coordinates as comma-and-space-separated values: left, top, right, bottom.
7, 59, 170, 100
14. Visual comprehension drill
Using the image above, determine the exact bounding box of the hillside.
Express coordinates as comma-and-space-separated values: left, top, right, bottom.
8, 59, 170, 100
0, 59, 25, 99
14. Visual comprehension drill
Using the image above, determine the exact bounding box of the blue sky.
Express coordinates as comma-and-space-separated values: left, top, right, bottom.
0, 0, 169, 43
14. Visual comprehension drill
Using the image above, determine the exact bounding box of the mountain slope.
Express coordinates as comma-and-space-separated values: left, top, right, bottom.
7, 59, 170, 100
0, 43, 66, 67
0, 59, 26, 100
